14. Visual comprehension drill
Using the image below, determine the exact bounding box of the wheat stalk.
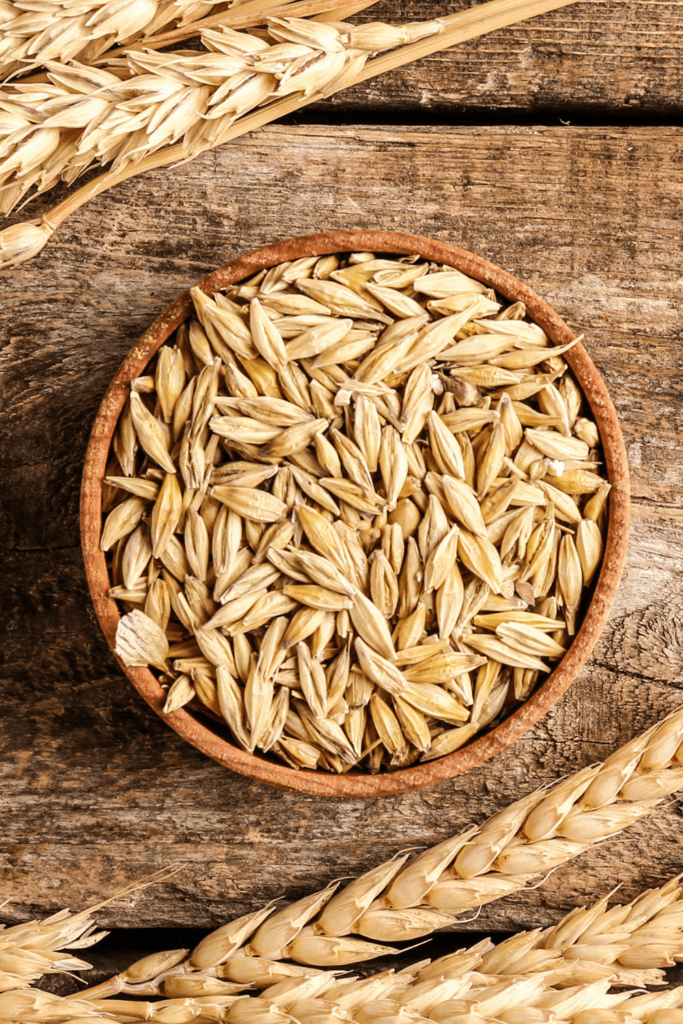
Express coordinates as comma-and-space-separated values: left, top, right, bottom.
0, 0, 583, 269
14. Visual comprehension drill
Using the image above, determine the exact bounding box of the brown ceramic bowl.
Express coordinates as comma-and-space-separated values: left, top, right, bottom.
81, 230, 630, 797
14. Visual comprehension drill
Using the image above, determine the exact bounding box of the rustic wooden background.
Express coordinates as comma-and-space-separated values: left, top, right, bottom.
2, 0, 683, 984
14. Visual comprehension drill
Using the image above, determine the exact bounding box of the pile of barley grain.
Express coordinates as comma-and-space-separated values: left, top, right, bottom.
103, 250, 609, 772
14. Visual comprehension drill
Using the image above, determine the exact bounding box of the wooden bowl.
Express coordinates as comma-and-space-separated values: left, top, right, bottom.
81, 230, 630, 797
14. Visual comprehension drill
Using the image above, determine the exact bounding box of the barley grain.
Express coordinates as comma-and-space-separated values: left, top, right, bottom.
101, 253, 608, 772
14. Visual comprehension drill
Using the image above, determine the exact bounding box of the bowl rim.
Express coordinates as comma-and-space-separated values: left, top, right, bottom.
81, 229, 630, 797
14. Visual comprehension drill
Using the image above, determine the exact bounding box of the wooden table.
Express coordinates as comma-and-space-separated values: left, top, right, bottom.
2, 0, 683, 987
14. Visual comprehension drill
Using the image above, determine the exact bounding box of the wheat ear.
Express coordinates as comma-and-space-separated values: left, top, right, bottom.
5, 711, 678, 991
0, 0, 583, 269
0, 869, 183, 991
4, 708, 677, 992
315, 705, 683, 945
134, 706, 683, 968
69, 874, 683, 1004
103, 0, 384, 56
0, 17, 444, 214
8, 872, 683, 1021
53, 705, 683, 994
0, 0, 212, 79
4, 986, 683, 1022
0, 0, 376, 80
4, 957, 683, 1022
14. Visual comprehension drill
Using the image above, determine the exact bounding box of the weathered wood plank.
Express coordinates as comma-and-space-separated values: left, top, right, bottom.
1, 125, 683, 937
313, 0, 683, 116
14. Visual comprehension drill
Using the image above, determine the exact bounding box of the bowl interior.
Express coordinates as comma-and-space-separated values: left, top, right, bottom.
81, 230, 630, 797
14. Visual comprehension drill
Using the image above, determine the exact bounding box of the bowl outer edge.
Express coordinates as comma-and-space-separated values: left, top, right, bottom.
81, 230, 631, 797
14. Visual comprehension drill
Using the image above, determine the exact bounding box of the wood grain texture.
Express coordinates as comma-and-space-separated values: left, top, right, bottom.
313, 0, 683, 116
1, 124, 683, 943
